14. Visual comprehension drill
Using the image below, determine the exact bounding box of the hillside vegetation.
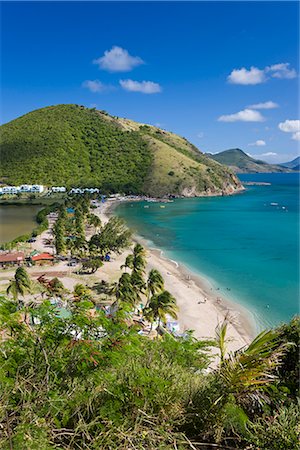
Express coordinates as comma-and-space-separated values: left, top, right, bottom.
208, 148, 292, 173
0, 104, 242, 197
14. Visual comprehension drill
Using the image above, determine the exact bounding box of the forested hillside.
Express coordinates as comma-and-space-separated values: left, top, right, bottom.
0, 105, 242, 197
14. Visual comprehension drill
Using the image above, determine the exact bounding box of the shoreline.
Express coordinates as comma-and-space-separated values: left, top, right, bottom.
97, 198, 256, 351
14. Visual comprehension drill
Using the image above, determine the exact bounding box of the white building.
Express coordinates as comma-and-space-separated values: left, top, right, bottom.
2, 186, 20, 194
51, 186, 66, 193
31, 185, 44, 193
0, 184, 44, 195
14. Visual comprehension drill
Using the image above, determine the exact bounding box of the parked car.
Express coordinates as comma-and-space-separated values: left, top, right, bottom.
67, 260, 77, 267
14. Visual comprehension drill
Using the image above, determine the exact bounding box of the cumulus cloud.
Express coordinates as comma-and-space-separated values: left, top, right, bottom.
248, 101, 279, 110
292, 131, 300, 141
218, 109, 265, 122
278, 120, 300, 141
248, 140, 266, 146
82, 80, 108, 93
93, 46, 144, 72
228, 62, 297, 85
120, 79, 162, 94
228, 67, 266, 85
266, 63, 297, 79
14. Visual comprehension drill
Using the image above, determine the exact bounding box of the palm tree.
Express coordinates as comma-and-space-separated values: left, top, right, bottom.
215, 316, 230, 366
130, 270, 146, 303
216, 322, 289, 407
110, 273, 137, 308
88, 214, 102, 234
146, 269, 164, 306
120, 254, 134, 272
6, 267, 31, 308
132, 244, 146, 273
73, 284, 92, 302
144, 290, 178, 331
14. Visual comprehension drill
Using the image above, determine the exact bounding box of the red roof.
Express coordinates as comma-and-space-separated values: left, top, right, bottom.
0, 252, 25, 263
32, 252, 54, 261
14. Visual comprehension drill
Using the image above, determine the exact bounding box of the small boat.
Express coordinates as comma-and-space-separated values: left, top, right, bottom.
160, 205, 166, 208
270, 202, 278, 206
144, 205, 149, 208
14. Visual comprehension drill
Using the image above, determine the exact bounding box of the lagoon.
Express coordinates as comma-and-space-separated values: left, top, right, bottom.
0, 205, 41, 244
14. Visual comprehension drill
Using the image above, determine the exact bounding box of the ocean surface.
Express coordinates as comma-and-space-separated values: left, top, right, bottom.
116, 173, 299, 329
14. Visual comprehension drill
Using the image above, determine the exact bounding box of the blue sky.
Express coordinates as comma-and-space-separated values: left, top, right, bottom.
1, 1, 299, 162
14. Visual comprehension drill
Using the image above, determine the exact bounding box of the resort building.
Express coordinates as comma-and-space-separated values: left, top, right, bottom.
0, 252, 25, 267
51, 186, 66, 193
31, 252, 54, 265
0, 184, 44, 195
69, 188, 100, 194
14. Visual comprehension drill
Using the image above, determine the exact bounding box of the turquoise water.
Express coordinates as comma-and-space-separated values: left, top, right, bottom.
116, 173, 299, 329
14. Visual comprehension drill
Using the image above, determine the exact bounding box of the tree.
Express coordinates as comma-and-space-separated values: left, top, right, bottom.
81, 258, 103, 274
47, 277, 65, 298
88, 213, 102, 234
89, 217, 131, 256
218, 328, 288, 408
6, 267, 31, 307
144, 290, 178, 330
73, 284, 93, 302
146, 269, 164, 305
121, 254, 134, 272
110, 273, 136, 307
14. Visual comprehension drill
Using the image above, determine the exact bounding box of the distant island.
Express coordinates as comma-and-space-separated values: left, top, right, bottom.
279, 156, 300, 171
206, 148, 298, 173
0, 104, 242, 198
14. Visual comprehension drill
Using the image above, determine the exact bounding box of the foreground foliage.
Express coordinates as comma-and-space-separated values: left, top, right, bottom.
0, 293, 299, 449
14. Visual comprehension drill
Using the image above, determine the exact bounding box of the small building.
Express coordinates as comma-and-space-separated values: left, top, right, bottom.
31, 185, 44, 193
2, 186, 20, 194
31, 252, 54, 265
0, 252, 25, 266
51, 186, 66, 193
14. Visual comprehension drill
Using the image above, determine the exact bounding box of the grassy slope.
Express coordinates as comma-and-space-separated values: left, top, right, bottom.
209, 149, 292, 173
0, 104, 242, 196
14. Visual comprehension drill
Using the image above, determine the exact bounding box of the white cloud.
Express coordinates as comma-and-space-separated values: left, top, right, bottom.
228, 67, 266, 85
218, 109, 265, 122
261, 152, 277, 156
228, 62, 297, 85
82, 80, 108, 93
197, 132, 204, 138
248, 101, 279, 110
120, 79, 162, 94
248, 140, 266, 146
292, 131, 300, 141
278, 120, 300, 141
266, 63, 297, 79
278, 119, 300, 133
93, 46, 144, 72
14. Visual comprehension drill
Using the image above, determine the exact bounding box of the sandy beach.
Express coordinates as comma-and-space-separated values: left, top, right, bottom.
95, 199, 255, 351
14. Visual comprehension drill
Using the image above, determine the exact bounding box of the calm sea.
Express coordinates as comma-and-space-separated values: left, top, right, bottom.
116, 173, 299, 329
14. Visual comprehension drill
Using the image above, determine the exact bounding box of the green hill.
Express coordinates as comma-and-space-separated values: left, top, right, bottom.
0, 104, 242, 197
207, 148, 292, 173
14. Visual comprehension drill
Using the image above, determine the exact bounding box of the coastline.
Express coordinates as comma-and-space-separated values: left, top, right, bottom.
96, 198, 256, 352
